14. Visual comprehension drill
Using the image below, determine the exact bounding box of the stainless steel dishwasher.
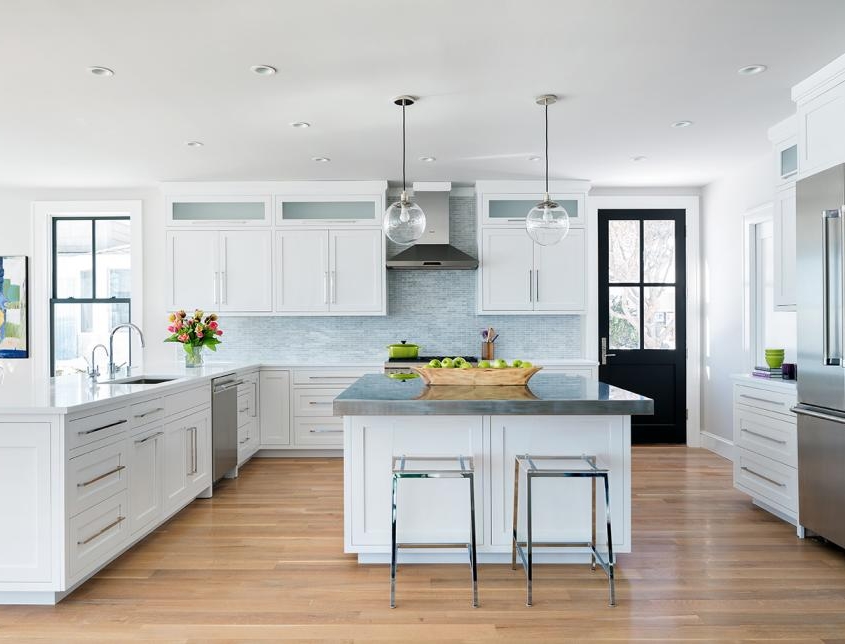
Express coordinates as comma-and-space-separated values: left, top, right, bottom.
211, 375, 241, 482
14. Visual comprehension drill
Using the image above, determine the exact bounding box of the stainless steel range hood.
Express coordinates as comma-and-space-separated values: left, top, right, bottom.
386, 184, 478, 270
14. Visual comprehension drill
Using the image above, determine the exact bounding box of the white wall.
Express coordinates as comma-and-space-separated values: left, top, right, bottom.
0, 186, 173, 386
700, 154, 796, 450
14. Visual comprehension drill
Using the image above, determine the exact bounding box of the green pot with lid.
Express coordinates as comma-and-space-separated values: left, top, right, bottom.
387, 341, 420, 359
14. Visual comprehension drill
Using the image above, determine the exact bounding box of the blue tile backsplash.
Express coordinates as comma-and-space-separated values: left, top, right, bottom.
215, 197, 582, 362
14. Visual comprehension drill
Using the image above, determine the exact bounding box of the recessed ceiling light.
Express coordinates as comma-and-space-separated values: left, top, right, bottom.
419, 156, 436, 163
186, 141, 204, 147
738, 64, 767, 75
250, 65, 277, 76
290, 121, 311, 128
528, 155, 542, 162
632, 156, 647, 162
312, 156, 330, 162
671, 120, 693, 128
87, 66, 114, 77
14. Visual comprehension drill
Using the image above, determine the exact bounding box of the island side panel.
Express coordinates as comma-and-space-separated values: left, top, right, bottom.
344, 415, 485, 555
489, 415, 631, 555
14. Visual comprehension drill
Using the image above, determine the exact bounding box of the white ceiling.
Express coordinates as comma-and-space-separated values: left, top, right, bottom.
2, 0, 845, 188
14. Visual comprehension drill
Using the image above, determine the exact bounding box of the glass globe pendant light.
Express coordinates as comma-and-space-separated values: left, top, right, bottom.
383, 96, 426, 245
526, 94, 570, 246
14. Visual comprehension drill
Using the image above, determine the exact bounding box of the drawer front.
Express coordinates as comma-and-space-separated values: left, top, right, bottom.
164, 385, 210, 418
734, 407, 797, 467
734, 448, 798, 514
293, 388, 344, 417
130, 398, 166, 427
68, 439, 129, 517
68, 490, 130, 579
67, 406, 130, 451
238, 391, 257, 427
733, 384, 796, 417
293, 367, 377, 386
238, 419, 256, 448
294, 417, 344, 446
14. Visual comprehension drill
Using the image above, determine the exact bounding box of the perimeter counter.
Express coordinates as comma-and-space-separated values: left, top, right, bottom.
334, 373, 653, 564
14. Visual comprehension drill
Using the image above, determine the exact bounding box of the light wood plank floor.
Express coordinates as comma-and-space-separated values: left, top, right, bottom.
2, 447, 845, 642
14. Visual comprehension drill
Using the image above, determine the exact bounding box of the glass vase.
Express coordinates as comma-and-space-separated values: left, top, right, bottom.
184, 344, 205, 368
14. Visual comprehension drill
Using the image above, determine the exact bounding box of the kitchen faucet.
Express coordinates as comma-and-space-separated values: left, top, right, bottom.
108, 323, 146, 379
86, 343, 110, 384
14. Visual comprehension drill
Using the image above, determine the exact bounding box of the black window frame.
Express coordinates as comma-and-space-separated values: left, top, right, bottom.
49, 216, 132, 376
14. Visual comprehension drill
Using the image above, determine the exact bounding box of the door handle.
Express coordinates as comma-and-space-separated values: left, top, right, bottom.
601, 337, 617, 365
822, 208, 843, 366
528, 270, 533, 303
323, 271, 329, 304
535, 269, 539, 303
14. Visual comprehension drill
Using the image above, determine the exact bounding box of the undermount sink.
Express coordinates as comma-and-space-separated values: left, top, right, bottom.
108, 376, 177, 385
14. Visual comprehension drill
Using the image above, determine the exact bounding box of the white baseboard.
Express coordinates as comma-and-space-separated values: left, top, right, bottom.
700, 431, 734, 461
254, 449, 342, 458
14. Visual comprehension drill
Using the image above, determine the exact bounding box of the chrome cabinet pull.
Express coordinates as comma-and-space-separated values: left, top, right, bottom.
528, 270, 533, 303
77, 465, 126, 488
134, 407, 163, 419
740, 428, 787, 445
186, 426, 198, 475
308, 376, 355, 380
535, 269, 539, 303
739, 394, 784, 406
134, 431, 164, 445
78, 419, 127, 436
323, 271, 329, 304
78, 516, 125, 545
308, 401, 330, 405
222, 236, 228, 305
309, 427, 343, 434
212, 271, 219, 305
331, 270, 337, 304
741, 466, 786, 487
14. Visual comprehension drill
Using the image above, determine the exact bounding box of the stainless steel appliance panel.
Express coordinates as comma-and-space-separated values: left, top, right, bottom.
796, 165, 845, 411
212, 376, 239, 482
795, 404, 845, 549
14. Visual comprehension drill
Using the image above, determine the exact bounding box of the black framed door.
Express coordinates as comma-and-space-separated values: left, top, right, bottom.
598, 210, 686, 444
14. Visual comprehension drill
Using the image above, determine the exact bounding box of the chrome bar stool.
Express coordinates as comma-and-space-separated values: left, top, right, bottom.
511, 454, 615, 607
390, 455, 478, 608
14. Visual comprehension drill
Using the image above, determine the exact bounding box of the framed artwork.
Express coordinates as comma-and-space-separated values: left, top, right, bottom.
0, 256, 28, 359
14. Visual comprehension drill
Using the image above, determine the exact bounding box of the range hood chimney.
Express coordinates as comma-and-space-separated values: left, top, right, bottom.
385, 182, 478, 270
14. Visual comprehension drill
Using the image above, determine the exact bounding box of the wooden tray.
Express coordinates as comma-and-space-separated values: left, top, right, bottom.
415, 384, 538, 401
412, 366, 542, 386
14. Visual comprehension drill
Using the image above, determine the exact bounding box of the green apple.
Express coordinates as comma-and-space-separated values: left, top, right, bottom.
478, 360, 491, 369
492, 359, 508, 369
453, 357, 466, 366
520, 361, 533, 368
459, 361, 473, 369
428, 359, 442, 368
511, 359, 523, 367
441, 358, 454, 368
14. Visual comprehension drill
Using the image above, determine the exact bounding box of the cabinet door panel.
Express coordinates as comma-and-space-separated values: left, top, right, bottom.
167, 231, 219, 310
163, 420, 189, 514
481, 229, 534, 312
186, 409, 211, 495
129, 426, 164, 534
329, 229, 384, 313
220, 231, 272, 312
534, 228, 587, 312
274, 230, 329, 312
260, 370, 291, 446
800, 84, 845, 176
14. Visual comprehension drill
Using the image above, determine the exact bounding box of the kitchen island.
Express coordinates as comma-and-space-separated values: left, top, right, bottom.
334, 372, 653, 563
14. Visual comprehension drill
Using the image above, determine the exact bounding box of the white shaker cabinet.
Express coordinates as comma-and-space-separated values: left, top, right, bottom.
128, 424, 165, 535
773, 186, 797, 310
259, 370, 292, 447
163, 408, 211, 515
480, 227, 587, 314
166, 230, 272, 313
274, 228, 385, 315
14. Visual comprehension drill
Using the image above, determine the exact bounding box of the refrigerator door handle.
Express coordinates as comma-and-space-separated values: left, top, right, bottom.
840, 205, 845, 368
791, 404, 845, 424
822, 209, 843, 366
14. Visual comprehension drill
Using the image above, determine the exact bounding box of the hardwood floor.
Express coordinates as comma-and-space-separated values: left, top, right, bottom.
2, 447, 845, 642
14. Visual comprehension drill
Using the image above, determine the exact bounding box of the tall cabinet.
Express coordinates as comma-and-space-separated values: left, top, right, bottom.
767, 116, 798, 311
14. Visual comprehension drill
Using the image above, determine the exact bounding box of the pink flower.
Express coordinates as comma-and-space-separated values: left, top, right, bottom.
216, 330, 223, 336
209, 321, 218, 330
178, 333, 189, 342
196, 331, 204, 338
175, 321, 182, 330
167, 325, 175, 333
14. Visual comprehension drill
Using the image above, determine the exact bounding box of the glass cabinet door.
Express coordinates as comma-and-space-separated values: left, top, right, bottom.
779, 143, 798, 181
275, 197, 380, 225
482, 193, 585, 226
167, 196, 271, 226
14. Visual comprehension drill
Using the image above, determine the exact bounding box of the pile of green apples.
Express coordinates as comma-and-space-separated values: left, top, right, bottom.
426, 357, 534, 369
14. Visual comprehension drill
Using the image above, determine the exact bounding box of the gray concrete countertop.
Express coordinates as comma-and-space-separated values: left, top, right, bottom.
333, 373, 654, 416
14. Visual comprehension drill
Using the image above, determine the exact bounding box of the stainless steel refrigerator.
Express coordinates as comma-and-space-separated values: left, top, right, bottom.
795, 163, 845, 549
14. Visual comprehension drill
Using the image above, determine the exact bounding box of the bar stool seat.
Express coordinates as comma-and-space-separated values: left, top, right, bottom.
511, 454, 615, 607
390, 455, 478, 608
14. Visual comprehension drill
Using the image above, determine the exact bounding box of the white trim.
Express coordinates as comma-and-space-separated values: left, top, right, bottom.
587, 194, 702, 448
31, 200, 143, 380
742, 203, 774, 375
700, 431, 735, 461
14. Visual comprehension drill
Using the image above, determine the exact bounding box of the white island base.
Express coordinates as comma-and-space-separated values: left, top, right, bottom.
343, 414, 631, 564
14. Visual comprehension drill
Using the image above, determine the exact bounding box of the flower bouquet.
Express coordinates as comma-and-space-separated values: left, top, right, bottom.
164, 310, 223, 367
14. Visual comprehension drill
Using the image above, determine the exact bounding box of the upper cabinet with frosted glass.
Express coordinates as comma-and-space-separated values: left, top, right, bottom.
477, 180, 589, 227
165, 195, 272, 227
275, 195, 383, 227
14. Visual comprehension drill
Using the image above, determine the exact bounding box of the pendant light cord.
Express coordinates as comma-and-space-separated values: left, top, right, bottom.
402, 102, 407, 194
544, 102, 549, 196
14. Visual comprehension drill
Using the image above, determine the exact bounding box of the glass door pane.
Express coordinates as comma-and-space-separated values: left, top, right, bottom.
172, 201, 266, 221
279, 201, 376, 221
608, 220, 640, 283
609, 286, 640, 349
643, 220, 675, 283
644, 286, 676, 349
